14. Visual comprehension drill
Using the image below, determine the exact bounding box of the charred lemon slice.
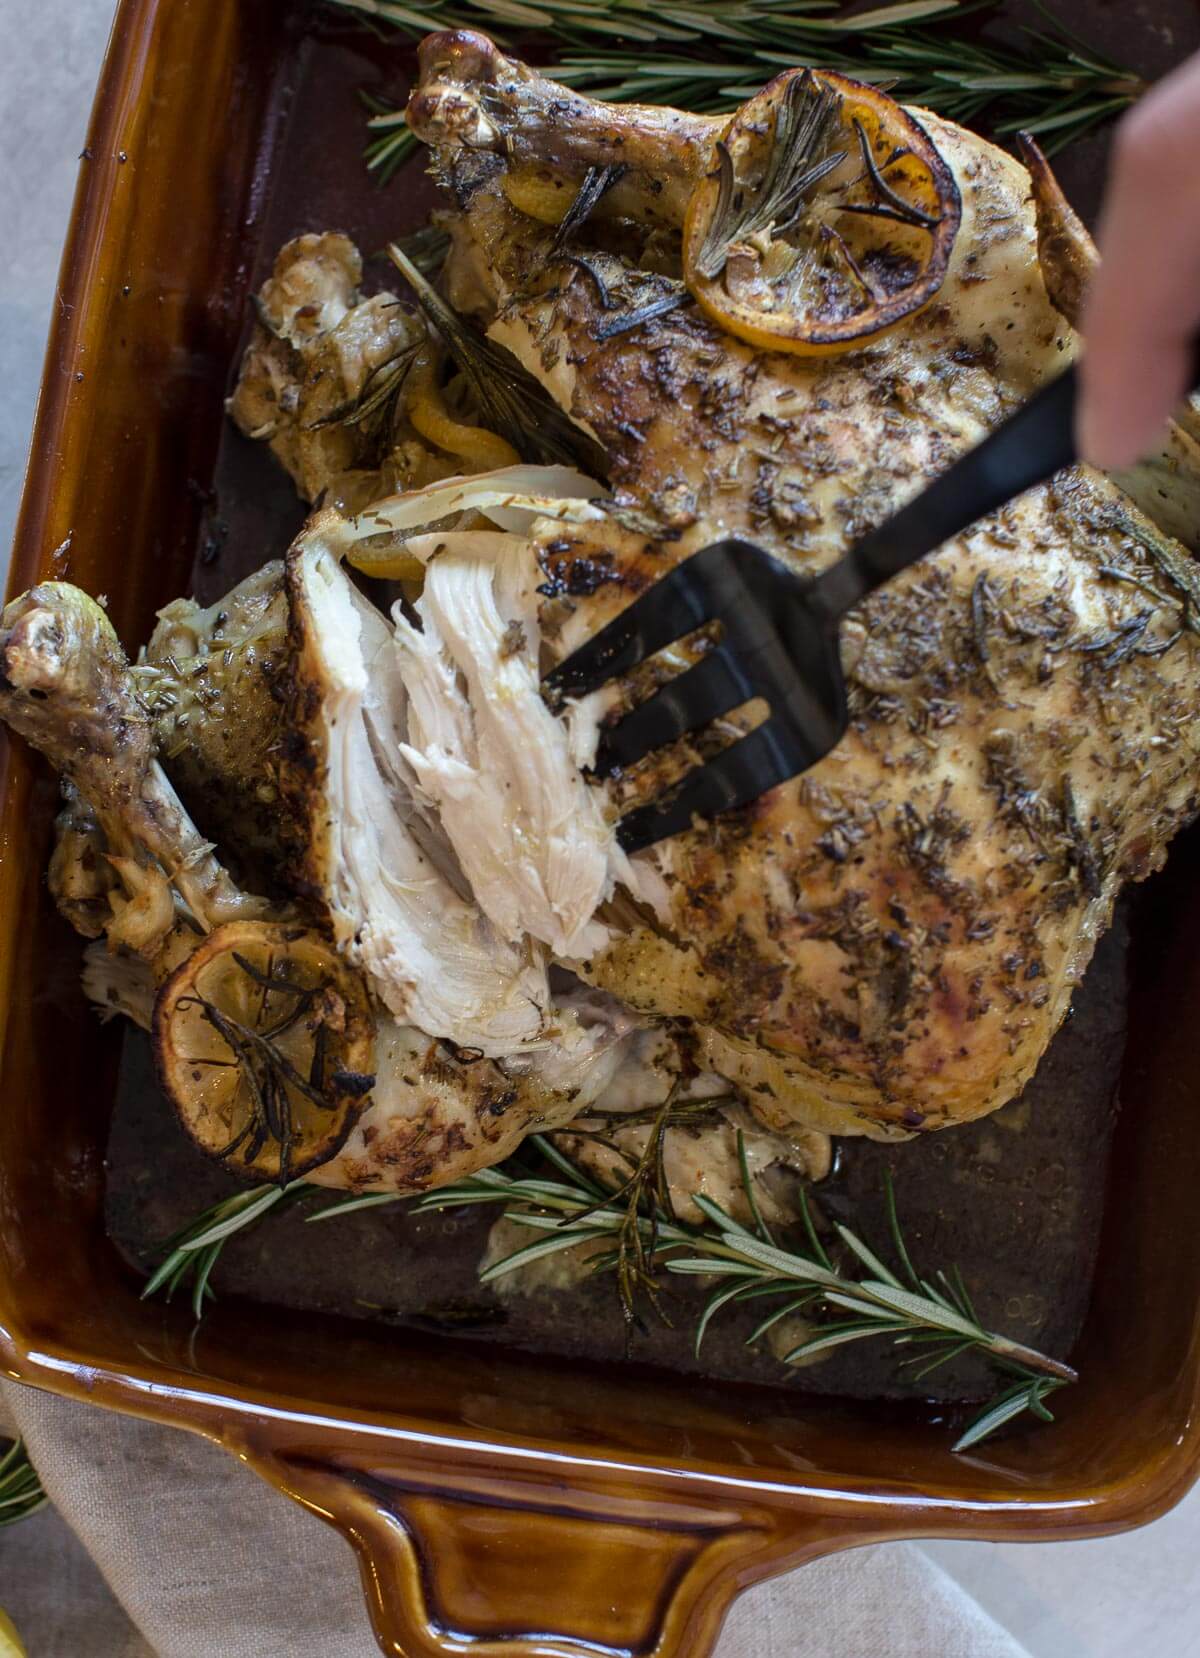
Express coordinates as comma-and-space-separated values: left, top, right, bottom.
154, 921, 375, 1185
683, 69, 960, 355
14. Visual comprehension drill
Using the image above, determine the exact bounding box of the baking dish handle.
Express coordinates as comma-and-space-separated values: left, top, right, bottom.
238, 1437, 866, 1658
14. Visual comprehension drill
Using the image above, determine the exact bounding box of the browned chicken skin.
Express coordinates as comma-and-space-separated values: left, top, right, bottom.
9, 41, 1199, 1199
408, 34, 1200, 1141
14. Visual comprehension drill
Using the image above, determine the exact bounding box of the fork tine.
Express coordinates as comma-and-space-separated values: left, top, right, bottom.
616, 718, 823, 852
543, 551, 728, 699
594, 646, 757, 773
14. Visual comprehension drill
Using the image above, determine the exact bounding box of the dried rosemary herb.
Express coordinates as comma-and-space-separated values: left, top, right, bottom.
693, 70, 845, 281
551, 162, 628, 252
304, 340, 421, 432
387, 243, 610, 477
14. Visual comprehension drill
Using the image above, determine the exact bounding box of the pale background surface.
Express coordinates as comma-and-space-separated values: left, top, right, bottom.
2, 3, 1200, 1655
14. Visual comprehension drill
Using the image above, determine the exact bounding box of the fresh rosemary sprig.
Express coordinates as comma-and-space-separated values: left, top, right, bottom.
0, 1437, 47, 1529
336, 0, 1144, 183
551, 1087, 730, 1328
141, 1125, 1076, 1448
140, 1183, 314, 1319
332, 0, 958, 45
406, 1136, 1077, 1450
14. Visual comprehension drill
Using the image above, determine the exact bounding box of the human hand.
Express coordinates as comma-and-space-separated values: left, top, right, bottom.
1077, 50, 1200, 470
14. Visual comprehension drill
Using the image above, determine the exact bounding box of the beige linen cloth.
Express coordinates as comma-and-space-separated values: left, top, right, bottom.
6, 1378, 1200, 1658
0, 1384, 1030, 1658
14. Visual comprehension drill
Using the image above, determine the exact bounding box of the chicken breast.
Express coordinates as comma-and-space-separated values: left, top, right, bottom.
407, 34, 1200, 1139
284, 532, 556, 1053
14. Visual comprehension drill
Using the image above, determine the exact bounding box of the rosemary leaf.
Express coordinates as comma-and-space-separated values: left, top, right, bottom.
695, 1278, 759, 1356
781, 1321, 907, 1361
737, 1127, 774, 1245
833, 1222, 905, 1289
386, 243, 610, 475
792, 1191, 829, 1275
533, 1130, 609, 1196
695, 1230, 844, 1290
0, 1437, 47, 1529
943, 1263, 979, 1323
849, 1279, 984, 1337
802, 0, 959, 25
883, 1169, 920, 1290
667, 1256, 760, 1277
822, 1288, 912, 1321
190, 1243, 223, 1322
745, 1290, 822, 1346
143, 1109, 1079, 1453
307, 1190, 404, 1221
329, 0, 1144, 172
690, 1190, 756, 1240
481, 1225, 616, 1281
953, 1377, 1065, 1452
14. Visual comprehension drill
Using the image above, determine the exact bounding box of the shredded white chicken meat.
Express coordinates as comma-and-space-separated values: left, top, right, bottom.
395, 540, 616, 958
309, 465, 667, 965
287, 539, 555, 1054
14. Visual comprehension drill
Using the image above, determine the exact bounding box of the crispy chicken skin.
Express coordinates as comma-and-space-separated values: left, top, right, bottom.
141, 564, 291, 881
0, 585, 262, 947
227, 233, 427, 503
6, 45, 1200, 1196
408, 34, 1200, 1139
2, 580, 720, 1196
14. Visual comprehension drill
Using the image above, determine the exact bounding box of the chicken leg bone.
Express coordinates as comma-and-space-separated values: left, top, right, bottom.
407, 30, 717, 223
0, 583, 266, 952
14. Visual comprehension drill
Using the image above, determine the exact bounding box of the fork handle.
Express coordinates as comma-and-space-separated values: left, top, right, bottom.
812, 358, 1177, 621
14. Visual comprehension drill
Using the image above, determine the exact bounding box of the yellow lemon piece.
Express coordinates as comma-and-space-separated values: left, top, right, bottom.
154, 921, 376, 1185
502, 165, 576, 226
408, 348, 520, 474
683, 69, 961, 356
0, 1608, 27, 1658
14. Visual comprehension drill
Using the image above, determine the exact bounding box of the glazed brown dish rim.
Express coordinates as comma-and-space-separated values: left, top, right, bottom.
2, 9, 1200, 1656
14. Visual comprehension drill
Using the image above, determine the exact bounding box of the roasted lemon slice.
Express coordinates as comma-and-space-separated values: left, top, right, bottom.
683, 69, 960, 355
154, 921, 375, 1184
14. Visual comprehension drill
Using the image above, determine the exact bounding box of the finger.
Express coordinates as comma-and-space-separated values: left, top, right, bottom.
1078, 53, 1200, 470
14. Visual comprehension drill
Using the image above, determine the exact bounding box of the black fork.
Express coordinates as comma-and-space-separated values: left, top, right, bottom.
545, 361, 1100, 852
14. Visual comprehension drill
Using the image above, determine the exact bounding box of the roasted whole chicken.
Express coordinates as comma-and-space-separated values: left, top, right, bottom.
4, 38, 1200, 1197
399, 33, 1200, 1138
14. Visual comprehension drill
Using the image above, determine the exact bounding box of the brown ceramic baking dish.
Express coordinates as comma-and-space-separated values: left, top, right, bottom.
3, 2, 1200, 1653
